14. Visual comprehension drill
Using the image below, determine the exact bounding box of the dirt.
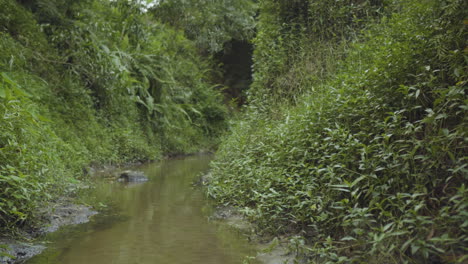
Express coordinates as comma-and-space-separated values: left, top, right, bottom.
0, 201, 97, 264
0, 163, 151, 264
211, 206, 303, 264
39, 201, 98, 234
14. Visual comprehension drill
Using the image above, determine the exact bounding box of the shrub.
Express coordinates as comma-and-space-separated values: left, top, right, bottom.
208, 0, 467, 262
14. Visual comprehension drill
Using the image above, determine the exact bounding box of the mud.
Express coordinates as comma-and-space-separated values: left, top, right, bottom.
211, 206, 303, 264
0, 201, 97, 264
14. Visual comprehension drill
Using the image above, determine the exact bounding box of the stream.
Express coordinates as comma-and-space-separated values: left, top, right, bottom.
26, 155, 259, 264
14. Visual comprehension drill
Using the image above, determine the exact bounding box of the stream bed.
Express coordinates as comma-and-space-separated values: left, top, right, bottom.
26, 155, 259, 264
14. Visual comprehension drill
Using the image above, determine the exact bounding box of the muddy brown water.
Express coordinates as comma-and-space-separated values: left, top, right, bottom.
27, 155, 259, 264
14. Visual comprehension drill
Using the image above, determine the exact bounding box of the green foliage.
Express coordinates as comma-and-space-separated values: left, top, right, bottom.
130, 23, 229, 152
209, 0, 467, 262
0, 0, 48, 47
0, 71, 69, 229
0, 0, 228, 233
249, 0, 385, 108
152, 0, 257, 108
153, 0, 257, 53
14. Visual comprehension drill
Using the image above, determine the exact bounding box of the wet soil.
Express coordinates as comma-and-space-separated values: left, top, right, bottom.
0, 201, 97, 264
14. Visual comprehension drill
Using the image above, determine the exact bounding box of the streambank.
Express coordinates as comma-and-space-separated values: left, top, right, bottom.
202, 172, 300, 264
3, 155, 261, 264
0, 200, 97, 264
210, 205, 308, 264
0, 165, 144, 263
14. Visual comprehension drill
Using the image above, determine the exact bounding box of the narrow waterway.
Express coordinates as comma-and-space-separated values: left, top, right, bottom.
27, 155, 258, 264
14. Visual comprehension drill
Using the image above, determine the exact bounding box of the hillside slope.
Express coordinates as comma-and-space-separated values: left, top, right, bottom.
208, 0, 467, 262
0, 0, 228, 233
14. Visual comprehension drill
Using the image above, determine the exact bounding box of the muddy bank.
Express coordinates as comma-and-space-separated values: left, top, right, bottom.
0, 165, 144, 264
0, 200, 97, 264
203, 170, 304, 264
23, 155, 256, 264
211, 206, 306, 264
39, 201, 98, 234
164, 151, 214, 159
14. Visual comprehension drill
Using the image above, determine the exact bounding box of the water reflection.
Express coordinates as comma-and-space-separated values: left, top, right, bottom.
27, 155, 257, 264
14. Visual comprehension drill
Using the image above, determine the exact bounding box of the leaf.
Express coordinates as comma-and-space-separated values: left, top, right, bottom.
1, 72, 17, 86
330, 184, 350, 192
0, 85, 5, 99
1, 72, 30, 98
383, 222, 394, 232
351, 175, 366, 187
411, 243, 420, 255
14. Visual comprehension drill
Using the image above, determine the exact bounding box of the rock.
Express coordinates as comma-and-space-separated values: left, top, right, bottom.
82, 166, 96, 176
40, 203, 98, 234
211, 206, 238, 220
0, 239, 46, 264
256, 239, 298, 264
0, 202, 98, 263
118, 170, 148, 182
193, 172, 212, 186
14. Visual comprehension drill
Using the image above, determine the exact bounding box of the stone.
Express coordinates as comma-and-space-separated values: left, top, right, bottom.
0, 239, 46, 264
118, 170, 148, 182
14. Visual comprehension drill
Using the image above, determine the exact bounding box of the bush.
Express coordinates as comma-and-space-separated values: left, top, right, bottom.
0, 0, 228, 233
208, 0, 467, 262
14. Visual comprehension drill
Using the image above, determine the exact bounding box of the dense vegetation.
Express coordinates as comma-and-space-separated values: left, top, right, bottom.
153, 0, 256, 53
208, 0, 467, 263
0, 0, 241, 234
1, 0, 466, 262
153, 0, 257, 105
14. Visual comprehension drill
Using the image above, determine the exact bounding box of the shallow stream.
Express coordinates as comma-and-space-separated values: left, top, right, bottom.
27, 155, 258, 264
